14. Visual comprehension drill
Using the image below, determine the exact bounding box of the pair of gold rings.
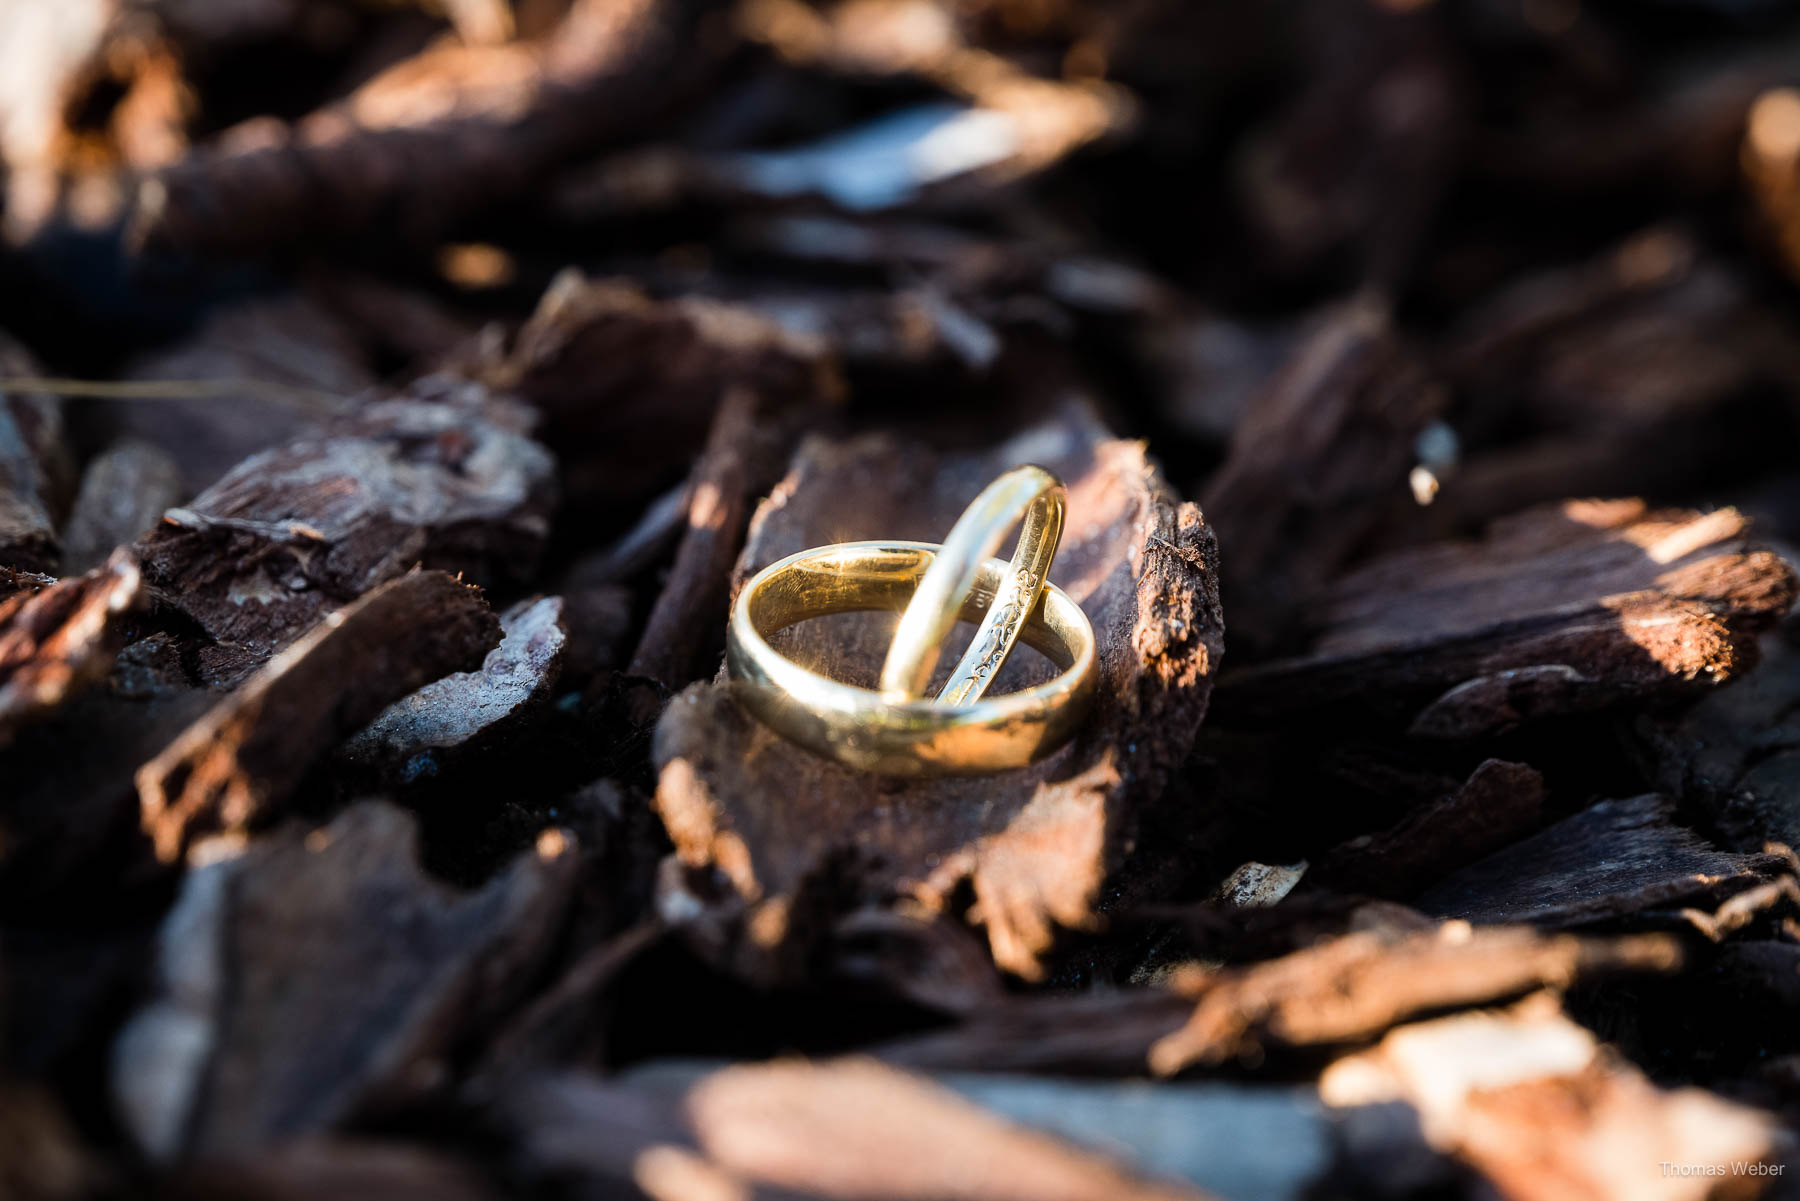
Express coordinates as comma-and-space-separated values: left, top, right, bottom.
726, 466, 1097, 775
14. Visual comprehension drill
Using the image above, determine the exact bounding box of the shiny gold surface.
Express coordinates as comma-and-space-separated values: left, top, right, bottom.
726, 541, 1096, 775
879, 465, 1065, 704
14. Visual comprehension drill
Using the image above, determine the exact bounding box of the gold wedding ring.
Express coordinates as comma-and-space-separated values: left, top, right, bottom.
725, 466, 1094, 775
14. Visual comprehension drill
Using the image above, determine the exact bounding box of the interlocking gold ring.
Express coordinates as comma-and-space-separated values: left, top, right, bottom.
726, 541, 1096, 774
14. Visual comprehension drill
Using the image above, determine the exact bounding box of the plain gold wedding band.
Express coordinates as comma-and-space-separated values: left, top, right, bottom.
726, 541, 1097, 775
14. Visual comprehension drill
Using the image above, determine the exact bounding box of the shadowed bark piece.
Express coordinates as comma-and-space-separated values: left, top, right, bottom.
1637, 634, 1800, 853
0, 566, 55, 602
338, 595, 567, 787
135, 396, 552, 678
166, 1139, 500, 1201
497, 1058, 1217, 1201
1200, 297, 1445, 659
136, 571, 500, 862
1415, 794, 1786, 928
879, 989, 1195, 1077
0, 549, 142, 747
0, 338, 70, 574
476, 922, 667, 1078
61, 440, 184, 573
1313, 760, 1547, 899
107, 295, 376, 495
628, 388, 765, 689
1321, 995, 1780, 1201
112, 802, 577, 1160
652, 402, 1224, 980
132, 0, 717, 258
478, 272, 838, 519
1216, 500, 1798, 733
1147, 923, 1682, 1077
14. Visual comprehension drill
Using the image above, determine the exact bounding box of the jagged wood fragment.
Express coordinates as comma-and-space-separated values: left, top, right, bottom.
135, 396, 552, 678
0, 550, 142, 746
113, 802, 576, 1159
338, 595, 567, 786
652, 403, 1223, 980
61, 440, 184, 573
0, 337, 69, 573
1416, 794, 1785, 927
1200, 298, 1445, 658
1217, 500, 1797, 733
1313, 759, 1546, 899
136, 571, 500, 862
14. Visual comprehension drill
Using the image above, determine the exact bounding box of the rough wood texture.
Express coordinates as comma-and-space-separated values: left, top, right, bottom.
1217, 500, 1798, 734
653, 403, 1223, 980
1313, 759, 1547, 899
136, 397, 552, 678
113, 802, 576, 1159
499, 1059, 1215, 1201
133, 0, 716, 256
0, 338, 69, 574
338, 594, 567, 788
1201, 297, 1444, 658
136, 571, 501, 862
1416, 793, 1785, 927
60, 440, 184, 573
0, 550, 142, 746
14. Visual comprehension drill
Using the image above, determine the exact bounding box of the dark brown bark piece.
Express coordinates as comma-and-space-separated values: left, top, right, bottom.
1217, 500, 1798, 734
1415, 794, 1786, 927
167, 1139, 500, 1201
108, 295, 375, 495
61, 440, 184, 573
135, 396, 553, 676
0, 550, 142, 747
338, 594, 567, 785
0, 339, 70, 574
652, 403, 1224, 980
1637, 633, 1800, 853
477, 273, 838, 519
1313, 759, 1547, 899
112, 801, 577, 1159
132, 0, 718, 257
136, 570, 501, 862
1147, 923, 1682, 1076
1200, 297, 1445, 659
497, 1059, 1214, 1201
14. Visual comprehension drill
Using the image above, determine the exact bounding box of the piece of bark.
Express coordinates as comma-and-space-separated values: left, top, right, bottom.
1146, 922, 1682, 1077
0, 549, 142, 747
653, 402, 1224, 980
1320, 994, 1781, 1201
627, 387, 763, 689
0, 338, 69, 574
135, 396, 552, 677
136, 570, 500, 862
497, 1059, 1215, 1201
337, 595, 567, 788
60, 440, 184, 573
1216, 500, 1798, 734
476, 922, 667, 1078
112, 801, 577, 1159
1200, 297, 1446, 659
167, 1139, 500, 1201
1638, 633, 1800, 853
0, 566, 54, 603
132, 0, 718, 257
108, 294, 376, 495
1312, 760, 1547, 899
478, 272, 837, 519
1415, 794, 1786, 928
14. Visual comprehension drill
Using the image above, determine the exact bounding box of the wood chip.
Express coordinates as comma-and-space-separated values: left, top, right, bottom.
0, 338, 69, 573
135, 396, 552, 677
113, 801, 577, 1159
60, 439, 184, 573
166, 1139, 500, 1201
136, 570, 501, 862
1415, 793, 1785, 927
1217, 500, 1798, 735
653, 402, 1223, 980
0, 549, 142, 746
1147, 922, 1683, 1077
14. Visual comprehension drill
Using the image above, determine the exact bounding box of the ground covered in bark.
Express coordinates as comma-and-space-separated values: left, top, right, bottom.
5, 1, 1800, 1199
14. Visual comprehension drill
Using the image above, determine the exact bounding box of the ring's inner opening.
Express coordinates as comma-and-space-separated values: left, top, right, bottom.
769, 609, 1062, 694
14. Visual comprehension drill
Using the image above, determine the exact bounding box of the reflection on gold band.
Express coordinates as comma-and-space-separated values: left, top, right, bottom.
726, 541, 1096, 775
